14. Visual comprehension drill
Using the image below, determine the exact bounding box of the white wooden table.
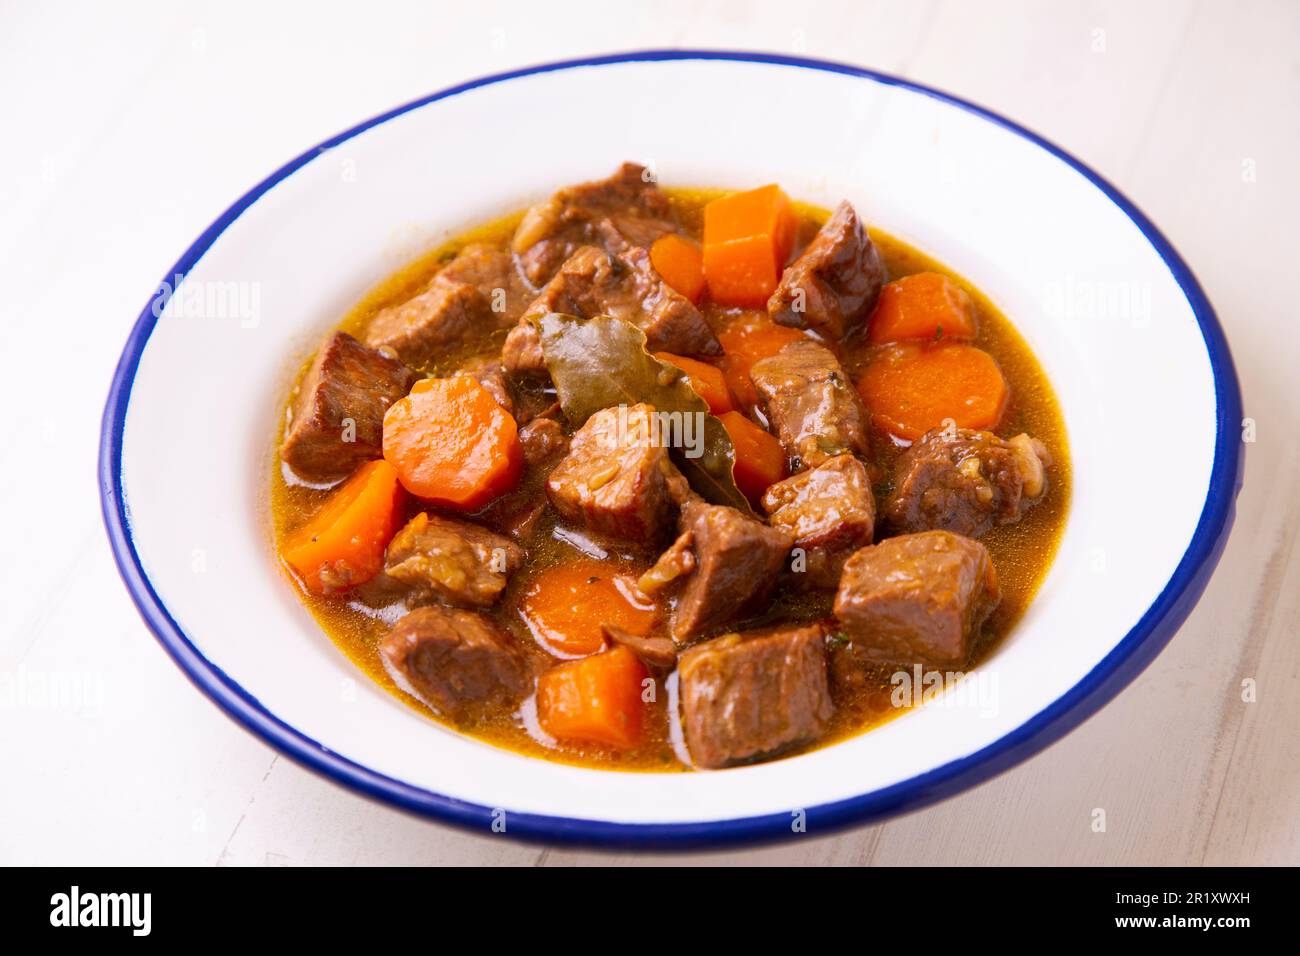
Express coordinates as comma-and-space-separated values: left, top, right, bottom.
2, 0, 1296, 866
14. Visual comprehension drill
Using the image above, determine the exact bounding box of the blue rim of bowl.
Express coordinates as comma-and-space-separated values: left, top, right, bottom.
99, 49, 1244, 851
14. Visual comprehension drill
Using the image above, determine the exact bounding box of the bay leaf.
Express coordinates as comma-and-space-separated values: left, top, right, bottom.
536, 313, 754, 514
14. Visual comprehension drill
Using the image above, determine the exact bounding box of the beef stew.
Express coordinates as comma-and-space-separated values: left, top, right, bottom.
270, 165, 1070, 772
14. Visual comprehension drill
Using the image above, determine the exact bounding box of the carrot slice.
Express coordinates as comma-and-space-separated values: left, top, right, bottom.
868, 272, 978, 345
382, 375, 522, 509
650, 234, 706, 303
702, 185, 798, 307
857, 343, 1009, 440
715, 310, 805, 412
282, 459, 405, 594
537, 646, 650, 749
520, 560, 658, 657
654, 351, 734, 415
719, 410, 787, 503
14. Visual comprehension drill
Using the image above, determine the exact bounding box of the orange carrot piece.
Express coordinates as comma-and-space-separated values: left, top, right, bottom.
719, 410, 788, 503
537, 646, 649, 749
520, 560, 658, 657
650, 234, 706, 303
715, 310, 805, 412
382, 375, 522, 509
282, 459, 405, 594
868, 272, 978, 345
857, 343, 1009, 440
702, 185, 799, 307
654, 351, 734, 415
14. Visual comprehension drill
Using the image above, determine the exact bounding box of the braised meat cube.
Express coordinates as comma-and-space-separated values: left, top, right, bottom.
438, 242, 532, 321
364, 244, 524, 366
545, 403, 689, 541
384, 512, 524, 608
280, 331, 417, 479
519, 246, 614, 321
512, 162, 678, 286
512, 391, 561, 426
768, 201, 886, 340
750, 339, 870, 470
602, 624, 678, 669
637, 527, 696, 589
518, 416, 569, 467
678, 624, 832, 768
600, 231, 721, 357
833, 530, 1000, 668
884, 427, 1051, 538
365, 276, 489, 367
501, 320, 547, 376
514, 242, 719, 361
640, 499, 793, 640
496, 500, 549, 545
761, 454, 876, 588
380, 605, 530, 722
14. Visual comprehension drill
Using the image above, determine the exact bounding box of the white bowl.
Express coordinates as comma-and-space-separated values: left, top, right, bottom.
100, 51, 1242, 849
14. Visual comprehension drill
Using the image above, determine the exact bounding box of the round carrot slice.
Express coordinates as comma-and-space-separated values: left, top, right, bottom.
382, 375, 522, 510
520, 560, 658, 657
857, 342, 1009, 440
868, 272, 978, 345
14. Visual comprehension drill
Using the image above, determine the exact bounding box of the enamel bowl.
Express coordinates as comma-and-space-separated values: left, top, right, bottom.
100, 51, 1242, 849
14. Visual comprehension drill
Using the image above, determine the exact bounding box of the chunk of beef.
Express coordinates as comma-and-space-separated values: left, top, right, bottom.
545, 403, 689, 541
513, 390, 561, 426
833, 530, 1000, 668
761, 454, 876, 588
602, 624, 678, 669
518, 416, 569, 467
512, 162, 678, 287
501, 320, 547, 376
497, 500, 549, 545
599, 231, 721, 357
364, 277, 486, 366
768, 202, 886, 340
280, 330, 417, 479
504, 242, 720, 377
364, 243, 525, 366
380, 605, 530, 722
750, 339, 870, 470
636, 528, 696, 590
884, 427, 1051, 538
384, 512, 524, 608
678, 624, 832, 768
640, 499, 793, 640
438, 242, 532, 322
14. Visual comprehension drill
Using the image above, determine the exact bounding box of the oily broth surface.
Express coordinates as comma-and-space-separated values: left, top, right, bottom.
270, 189, 1071, 772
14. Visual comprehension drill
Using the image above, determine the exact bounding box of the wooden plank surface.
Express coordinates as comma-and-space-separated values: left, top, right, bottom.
1, 0, 1295, 866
